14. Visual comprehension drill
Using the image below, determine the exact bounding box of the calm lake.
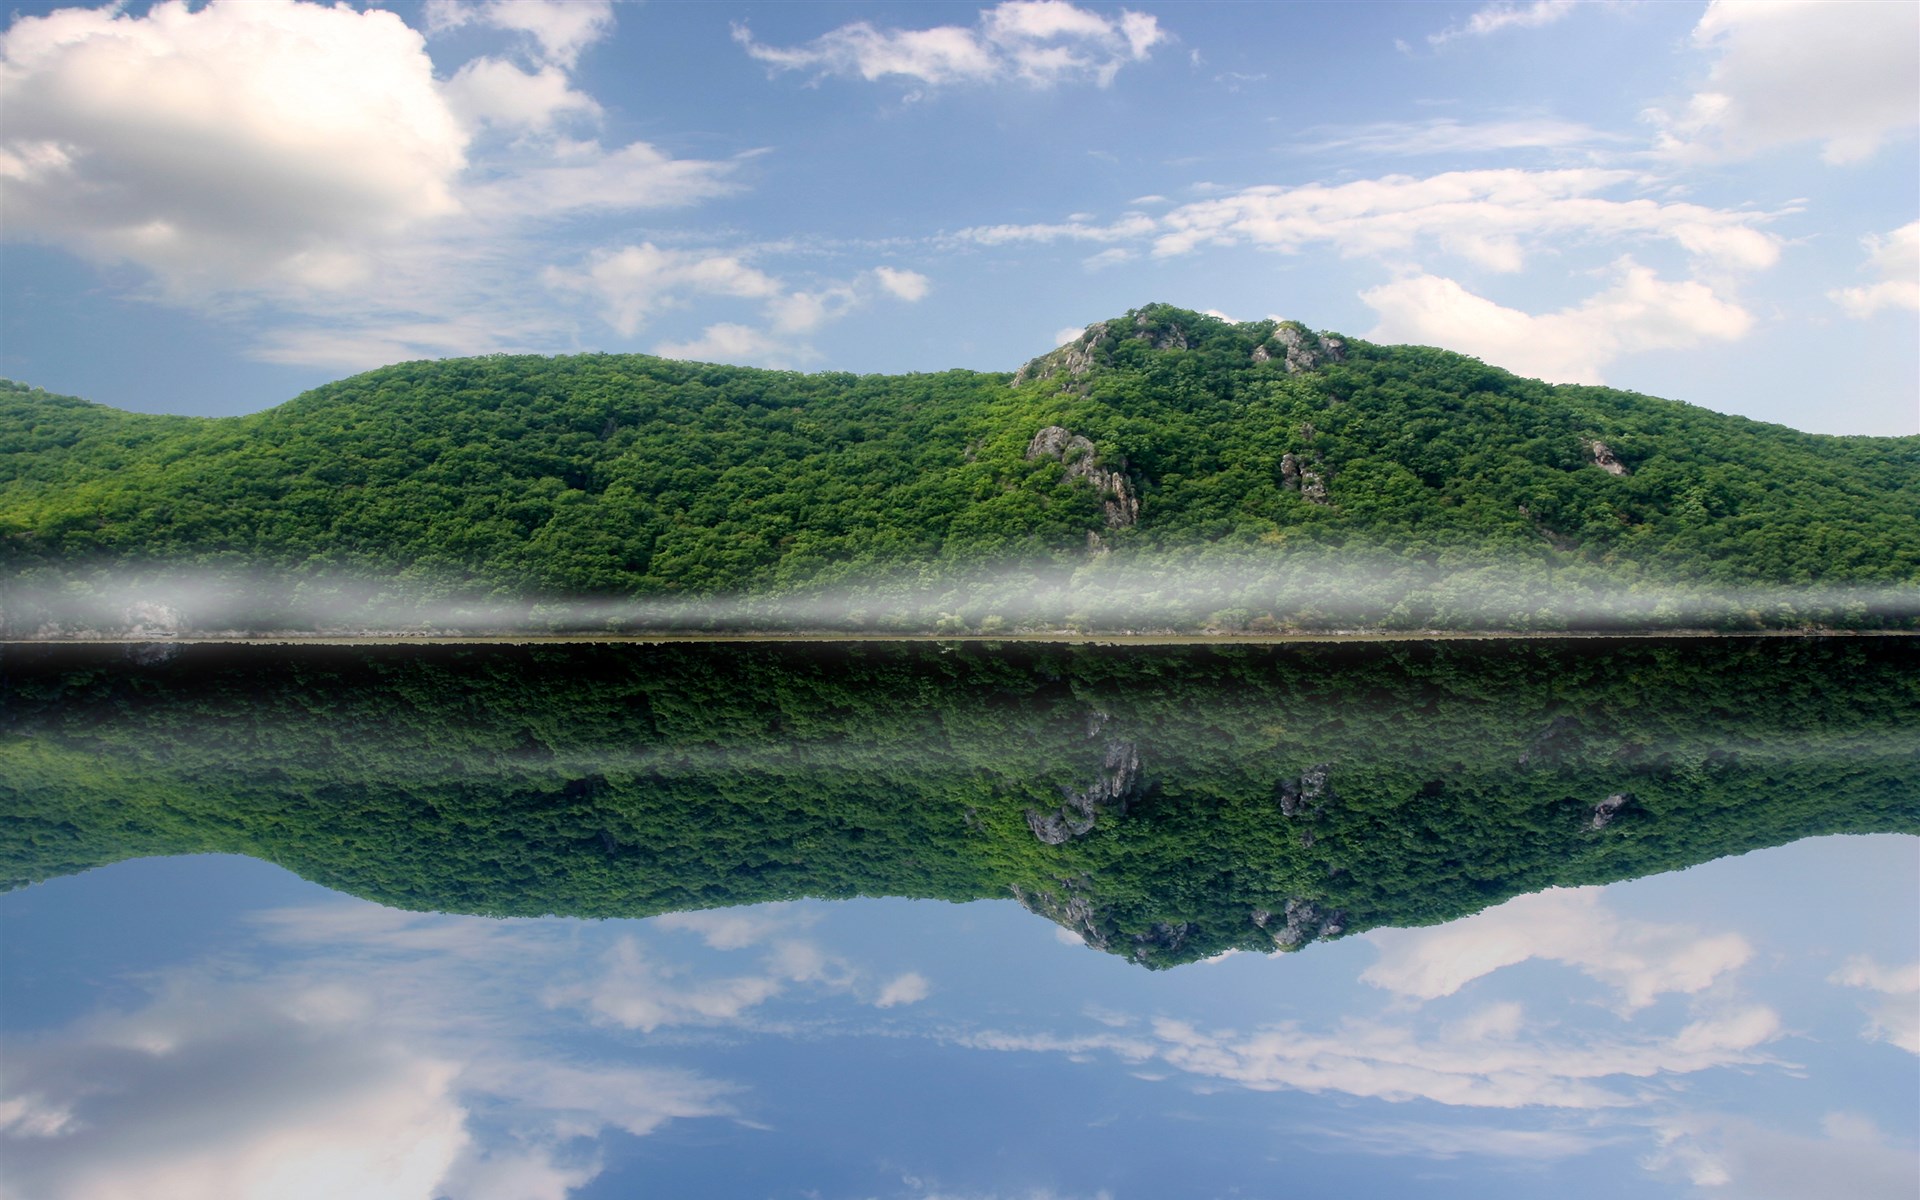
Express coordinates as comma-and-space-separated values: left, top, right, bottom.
3, 638, 1916, 1198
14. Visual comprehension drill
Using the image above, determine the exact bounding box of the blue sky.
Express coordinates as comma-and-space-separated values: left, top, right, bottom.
1, 0, 1915, 432
2, 835, 1915, 1199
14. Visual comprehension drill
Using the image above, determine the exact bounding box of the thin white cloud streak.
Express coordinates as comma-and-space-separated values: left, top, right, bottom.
955, 169, 1783, 275
1830, 221, 1920, 320
1296, 117, 1623, 159
1429, 0, 1581, 46
1649, 0, 1920, 165
733, 1, 1167, 90
958, 1001, 1784, 1110
1362, 887, 1753, 1013
1360, 261, 1753, 384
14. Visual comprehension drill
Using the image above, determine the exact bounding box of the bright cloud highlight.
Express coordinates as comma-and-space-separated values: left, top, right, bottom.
1652, 0, 1920, 164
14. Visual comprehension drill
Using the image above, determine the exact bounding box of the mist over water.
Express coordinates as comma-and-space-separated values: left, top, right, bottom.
6, 558, 1918, 637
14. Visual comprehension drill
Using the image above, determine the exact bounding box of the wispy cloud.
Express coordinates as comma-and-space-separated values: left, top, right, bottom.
733, 1, 1167, 91
1428, 0, 1582, 47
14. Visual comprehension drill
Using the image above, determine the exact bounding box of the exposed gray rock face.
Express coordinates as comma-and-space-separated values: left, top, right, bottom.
1587, 440, 1629, 476
1014, 321, 1115, 384
1280, 451, 1330, 505
1027, 739, 1142, 844
1269, 898, 1348, 949
1129, 921, 1194, 963
1590, 792, 1633, 830
1278, 763, 1334, 817
1260, 323, 1347, 373
1027, 425, 1140, 528
1134, 310, 1189, 350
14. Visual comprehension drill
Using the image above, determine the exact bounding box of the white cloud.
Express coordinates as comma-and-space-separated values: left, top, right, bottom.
733, 1, 1167, 90
957, 170, 1783, 277
876, 972, 932, 1008
442, 57, 600, 133
544, 243, 782, 337
1359, 262, 1754, 384
546, 936, 787, 1032
1829, 955, 1920, 1054
0, 0, 738, 372
1651, 0, 1920, 164
874, 266, 932, 302
1308, 1120, 1606, 1161
1831, 221, 1920, 319
652, 905, 810, 951
961, 999, 1783, 1110
1148, 169, 1782, 272
1430, 0, 1581, 46
1298, 117, 1621, 159
0, 0, 466, 293
1362, 886, 1755, 1012
424, 0, 615, 69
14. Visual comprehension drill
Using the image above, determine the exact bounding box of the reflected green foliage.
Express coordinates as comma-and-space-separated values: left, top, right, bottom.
4, 639, 1914, 966
4, 305, 1915, 631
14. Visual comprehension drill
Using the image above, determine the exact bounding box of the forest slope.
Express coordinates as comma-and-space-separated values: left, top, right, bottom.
4, 305, 1915, 631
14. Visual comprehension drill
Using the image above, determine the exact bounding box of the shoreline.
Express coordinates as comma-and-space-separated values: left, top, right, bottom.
7, 628, 1919, 646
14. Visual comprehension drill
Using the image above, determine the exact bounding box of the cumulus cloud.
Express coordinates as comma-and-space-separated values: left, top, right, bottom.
1362, 886, 1755, 1012
1651, 0, 1920, 164
0, 0, 739, 372
1359, 261, 1754, 384
546, 936, 787, 1032
1829, 955, 1920, 1054
1830, 221, 1920, 319
733, 0, 1167, 90
0, 0, 466, 293
441, 57, 600, 133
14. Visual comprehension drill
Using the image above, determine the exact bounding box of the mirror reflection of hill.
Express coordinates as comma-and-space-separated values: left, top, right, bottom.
4, 639, 1914, 966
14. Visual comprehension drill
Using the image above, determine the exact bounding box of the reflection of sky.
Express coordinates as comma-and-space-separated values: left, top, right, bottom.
2, 837, 1915, 1199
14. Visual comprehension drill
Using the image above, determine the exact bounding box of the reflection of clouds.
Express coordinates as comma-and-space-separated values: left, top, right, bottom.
1362, 886, 1753, 1013
1829, 956, 1920, 1055
0, 904, 748, 1200
1648, 1112, 1919, 1199
955, 887, 1787, 1111
0, 978, 471, 1200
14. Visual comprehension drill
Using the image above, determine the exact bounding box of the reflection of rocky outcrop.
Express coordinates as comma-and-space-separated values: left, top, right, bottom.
1590, 792, 1633, 830
1277, 763, 1334, 817
1027, 739, 1142, 844
1254, 899, 1348, 950
1012, 881, 1195, 964
1027, 426, 1140, 530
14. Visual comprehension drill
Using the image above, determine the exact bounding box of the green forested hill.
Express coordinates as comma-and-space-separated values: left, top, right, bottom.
4, 305, 1916, 630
